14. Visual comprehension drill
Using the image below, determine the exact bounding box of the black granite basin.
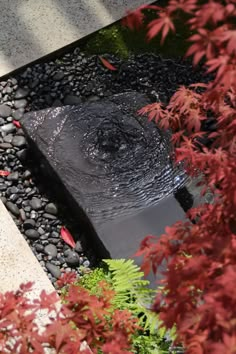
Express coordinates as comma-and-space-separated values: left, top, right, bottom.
22, 91, 188, 259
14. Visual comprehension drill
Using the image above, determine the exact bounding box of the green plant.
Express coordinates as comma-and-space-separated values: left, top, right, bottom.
78, 259, 176, 353
78, 266, 112, 294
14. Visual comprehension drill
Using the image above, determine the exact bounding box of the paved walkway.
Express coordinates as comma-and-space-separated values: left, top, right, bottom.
0, 0, 152, 77
0, 200, 54, 295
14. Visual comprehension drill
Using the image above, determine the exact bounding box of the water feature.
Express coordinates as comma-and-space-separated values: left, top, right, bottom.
22, 91, 188, 258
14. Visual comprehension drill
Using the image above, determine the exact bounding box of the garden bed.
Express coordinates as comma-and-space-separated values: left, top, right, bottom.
0, 14, 208, 288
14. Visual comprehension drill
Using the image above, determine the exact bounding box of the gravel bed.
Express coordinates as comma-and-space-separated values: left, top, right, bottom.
0, 48, 207, 287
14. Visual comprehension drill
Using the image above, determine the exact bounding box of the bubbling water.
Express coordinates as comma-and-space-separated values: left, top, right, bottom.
50, 92, 187, 224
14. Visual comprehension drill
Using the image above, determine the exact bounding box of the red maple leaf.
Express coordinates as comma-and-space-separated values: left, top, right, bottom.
99, 56, 117, 71
57, 272, 77, 289
147, 11, 175, 43
60, 226, 76, 248
220, 29, 236, 55
0, 170, 10, 177
122, 5, 146, 30
167, 0, 197, 14
13, 120, 21, 128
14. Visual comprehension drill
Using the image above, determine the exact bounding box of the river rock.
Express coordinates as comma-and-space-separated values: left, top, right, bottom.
25, 229, 40, 240
14, 99, 27, 109
1, 123, 16, 134
23, 219, 36, 230
45, 202, 58, 215
30, 197, 43, 210
46, 262, 61, 279
65, 251, 80, 266
12, 135, 26, 148
15, 88, 29, 99
0, 104, 12, 118
6, 201, 20, 216
44, 244, 58, 258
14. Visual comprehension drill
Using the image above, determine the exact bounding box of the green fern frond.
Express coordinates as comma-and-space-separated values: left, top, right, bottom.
77, 259, 177, 353
103, 259, 163, 336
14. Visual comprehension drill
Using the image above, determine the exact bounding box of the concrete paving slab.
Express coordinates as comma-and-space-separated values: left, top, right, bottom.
0, 200, 54, 296
0, 0, 153, 77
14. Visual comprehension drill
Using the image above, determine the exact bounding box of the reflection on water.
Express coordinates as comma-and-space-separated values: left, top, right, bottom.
30, 92, 188, 225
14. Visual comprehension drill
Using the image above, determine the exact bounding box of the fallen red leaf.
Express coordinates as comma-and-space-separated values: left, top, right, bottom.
60, 227, 76, 248
0, 170, 10, 177
13, 120, 21, 128
99, 56, 117, 71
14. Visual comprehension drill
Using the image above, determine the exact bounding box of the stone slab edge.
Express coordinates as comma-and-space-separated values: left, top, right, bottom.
0, 199, 55, 295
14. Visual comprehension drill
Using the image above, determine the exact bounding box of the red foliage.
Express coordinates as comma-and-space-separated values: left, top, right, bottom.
0, 170, 10, 177
60, 226, 76, 248
133, 1, 236, 353
99, 56, 117, 71
13, 120, 21, 128
0, 281, 138, 353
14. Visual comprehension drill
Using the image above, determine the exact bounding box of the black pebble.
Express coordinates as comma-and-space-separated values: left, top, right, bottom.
25, 229, 40, 240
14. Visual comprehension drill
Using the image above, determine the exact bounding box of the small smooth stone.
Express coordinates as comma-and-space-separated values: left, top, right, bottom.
45, 203, 58, 215
12, 136, 26, 148
46, 262, 61, 279
36, 254, 42, 261
0, 143, 12, 149
30, 211, 38, 219
75, 241, 83, 253
44, 244, 57, 258
83, 260, 90, 268
0, 104, 12, 118
65, 251, 80, 267
12, 110, 24, 121
16, 149, 27, 161
19, 209, 26, 221
35, 244, 44, 252
87, 95, 100, 103
7, 172, 19, 181
63, 95, 82, 105
9, 194, 18, 202
3, 135, 13, 143
30, 79, 39, 89
23, 219, 36, 230
30, 197, 42, 210
15, 88, 29, 99
37, 227, 45, 235
14, 99, 27, 109
1, 123, 16, 134
64, 249, 71, 257
24, 206, 31, 212
43, 213, 57, 220
52, 99, 62, 107
57, 256, 65, 264
16, 198, 23, 206
16, 128, 24, 136
25, 229, 40, 240
51, 231, 59, 238
6, 201, 20, 216
49, 238, 59, 245
22, 170, 31, 180
7, 186, 19, 195
53, 71, 64, 81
